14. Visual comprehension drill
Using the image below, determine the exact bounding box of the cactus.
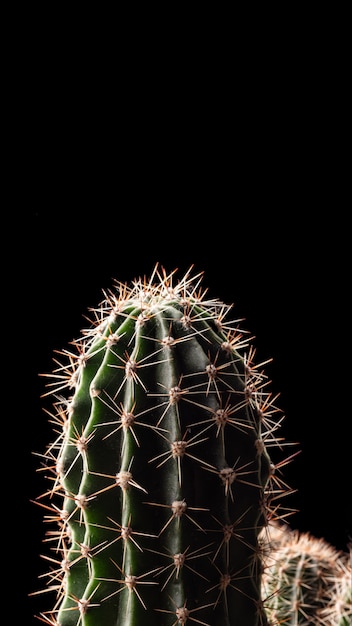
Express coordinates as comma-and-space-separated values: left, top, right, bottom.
329, 548, 352, 626
260, 522, 352, 626
32, 264, 297, 626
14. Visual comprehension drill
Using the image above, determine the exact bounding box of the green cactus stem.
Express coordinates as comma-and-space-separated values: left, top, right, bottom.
33, 265, 295, 626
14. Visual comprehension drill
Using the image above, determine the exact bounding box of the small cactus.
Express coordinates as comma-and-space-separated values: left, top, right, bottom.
32, 265, 296, 626
260, 522, 352, 626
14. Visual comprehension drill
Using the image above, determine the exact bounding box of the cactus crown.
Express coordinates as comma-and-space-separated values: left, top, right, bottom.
32, 264, 297, 626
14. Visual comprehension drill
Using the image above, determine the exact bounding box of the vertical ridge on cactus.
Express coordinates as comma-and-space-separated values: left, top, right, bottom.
32, 264, 297, 626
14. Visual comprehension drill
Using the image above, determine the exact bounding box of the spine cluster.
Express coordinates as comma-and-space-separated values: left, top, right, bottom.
33, 265, 296, 626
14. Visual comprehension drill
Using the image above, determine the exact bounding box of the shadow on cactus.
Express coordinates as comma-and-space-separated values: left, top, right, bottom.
32, 264, 347, 626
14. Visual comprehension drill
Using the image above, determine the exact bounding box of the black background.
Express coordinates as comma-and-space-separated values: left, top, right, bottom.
10, 15, 350, 624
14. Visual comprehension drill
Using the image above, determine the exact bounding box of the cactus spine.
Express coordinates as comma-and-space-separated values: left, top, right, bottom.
33, 265, 294, 626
